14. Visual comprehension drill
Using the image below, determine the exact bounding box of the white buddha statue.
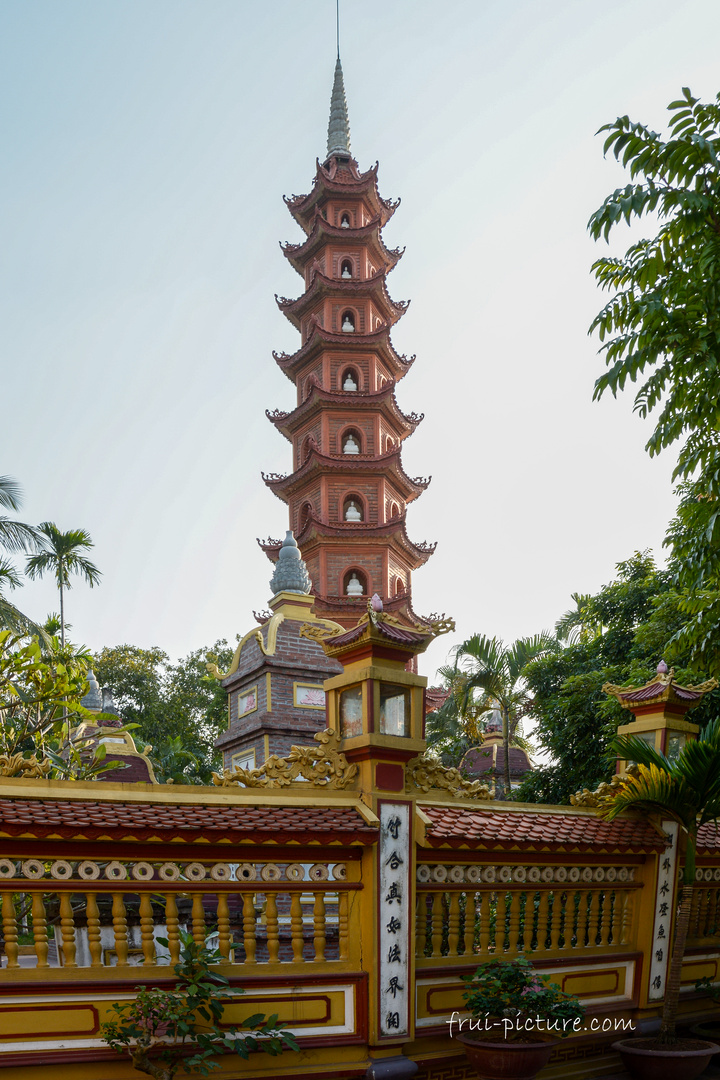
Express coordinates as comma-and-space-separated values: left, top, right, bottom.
341, 263, 352, 279
346, 573, 363, 596
343, 372, 358, 391
341, 314, 354, 332
343, 434, 360, 454
344, 500, 362, 522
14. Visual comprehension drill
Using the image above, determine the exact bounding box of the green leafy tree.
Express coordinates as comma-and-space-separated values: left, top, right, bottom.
432, 633, 555, 795
516, 552, 720, 804
0, 630, 124, 779
589, 88, 720, 670
93, 641, 232, 783
598, 720, 720, 1042
25, 523, 101, 648
102, 928, 298, 1078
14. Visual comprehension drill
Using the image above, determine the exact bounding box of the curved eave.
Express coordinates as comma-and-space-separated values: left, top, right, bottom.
276, 268, 409, 331
284, 159, 400, 233
295, 512, 436, 567
261, 447, 431, 503
273, 324, 415, 384
281, 216, 403, 276
266, 382, 422, 441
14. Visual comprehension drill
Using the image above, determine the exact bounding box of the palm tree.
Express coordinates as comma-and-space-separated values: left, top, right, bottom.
26, 523, 102, 647
0, 476, 48, 639
555, 592, 604, 645
597, 721, 720, 1042
439, 633, 556, 795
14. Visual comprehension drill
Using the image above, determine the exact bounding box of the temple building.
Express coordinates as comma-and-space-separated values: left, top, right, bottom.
259, 58, 435, 629
215, 58, 440, 770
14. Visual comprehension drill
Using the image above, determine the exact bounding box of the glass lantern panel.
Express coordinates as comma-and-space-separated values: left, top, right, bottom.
666, 734, 686, 761
339, 685, 363, 739
379, 683, 410, 737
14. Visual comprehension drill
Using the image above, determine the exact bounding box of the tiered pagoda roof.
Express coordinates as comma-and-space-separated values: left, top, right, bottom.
265, 380, 423, 441
272, 322, 415, 383
276, 267, 409, 330
281, 216, 404, 275
262, 443, 430, 504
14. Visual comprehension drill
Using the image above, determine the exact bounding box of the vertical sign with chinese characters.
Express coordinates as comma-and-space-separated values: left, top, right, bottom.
378, 802, 411, 1037
648, 820, 678, 1002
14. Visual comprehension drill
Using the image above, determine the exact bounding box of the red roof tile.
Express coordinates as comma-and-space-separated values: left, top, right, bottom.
697, 821, 720, 852
0, 798, 378, 845
422, 805, 665, 852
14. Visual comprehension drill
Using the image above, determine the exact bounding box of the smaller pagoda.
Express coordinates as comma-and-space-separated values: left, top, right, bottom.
603, 660, 717, 770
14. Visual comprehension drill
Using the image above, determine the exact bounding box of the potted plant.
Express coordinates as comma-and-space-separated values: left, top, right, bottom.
454, 956, 585, 1079
595, 718, 720, 1080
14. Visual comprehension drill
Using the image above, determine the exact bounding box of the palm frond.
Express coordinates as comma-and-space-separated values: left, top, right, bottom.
0, 476, 23, 512
0, 517, 41, 554
596, 762, 694, 827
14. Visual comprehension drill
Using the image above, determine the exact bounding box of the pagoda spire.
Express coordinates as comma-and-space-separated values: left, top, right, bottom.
326, 57, 351, 161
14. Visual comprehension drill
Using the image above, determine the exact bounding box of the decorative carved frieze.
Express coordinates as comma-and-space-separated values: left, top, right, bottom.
405, 754, 493, 800
212, 728, 358, 789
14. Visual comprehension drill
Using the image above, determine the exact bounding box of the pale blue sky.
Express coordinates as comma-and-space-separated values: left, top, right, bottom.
3, 0, 719, 676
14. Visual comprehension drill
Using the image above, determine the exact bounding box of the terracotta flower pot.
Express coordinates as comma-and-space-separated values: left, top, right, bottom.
457, 1034, 555, 1080
612, 1036, 720, 1080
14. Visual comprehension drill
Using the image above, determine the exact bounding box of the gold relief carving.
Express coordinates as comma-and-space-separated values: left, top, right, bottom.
0, 753, 51, 779
212, 728, 358, 790
405, 753, 493, 799
570, 763, 640, 807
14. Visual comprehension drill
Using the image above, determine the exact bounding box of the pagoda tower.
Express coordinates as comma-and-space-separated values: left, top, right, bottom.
259, 58, 435, 629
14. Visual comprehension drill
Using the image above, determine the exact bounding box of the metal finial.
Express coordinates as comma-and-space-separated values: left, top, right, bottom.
326, 56, 351, 160
336, 0, 340, 59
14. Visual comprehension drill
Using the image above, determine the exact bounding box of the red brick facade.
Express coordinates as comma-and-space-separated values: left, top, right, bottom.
263, 152, 435, 627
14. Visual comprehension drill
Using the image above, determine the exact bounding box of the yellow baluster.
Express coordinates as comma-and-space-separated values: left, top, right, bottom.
291, 892, 304, 962
536, 890, 550, 954
462, 892, 477, 956
112, 893, 129, 966
313, 891, 326, 963
497, 892, 509, 953
165, 893, 180, 964
31, 892, 49, 968
266, 892, 280, 963
86, 893, 102, 967
217, 894, 230, 959
338, 890, 349, 961
479, 891, 493, 954
522, 892, 534, 954
191, 893, 205, 946
431, 892, 443, 957
550, 891, 564, 951
507, 891, 522, 955
242, 893, 257, 965
59, 892, 77, 967
619, 890, 632, 946
2, 893, 19, 969
447, 892, 461, 958
139, 893, 155, 965
415, 893, 428, 958
588, 889, 602, 947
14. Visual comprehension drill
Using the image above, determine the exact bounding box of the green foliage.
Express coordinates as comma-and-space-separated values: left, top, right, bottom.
0, 630, 126, 779
0, 477, 47, 642
588, 89, 720, 672
93, 642, 232, 783
589, 88, 720, 488
514, 552, 720, 804
462, 957, 585, 1040
101, 929, 298, 1079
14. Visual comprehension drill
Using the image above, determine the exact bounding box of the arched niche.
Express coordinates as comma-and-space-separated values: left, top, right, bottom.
341, 366, 359, 391
341, 309, 355, 333
299, 501, 313, 531
342, 494, 364, 522
341, 428, 362, 455
389, 501, 400, 519
340, 211, 351, 228
343, 568, 367, 596
340, 258, 353, 279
